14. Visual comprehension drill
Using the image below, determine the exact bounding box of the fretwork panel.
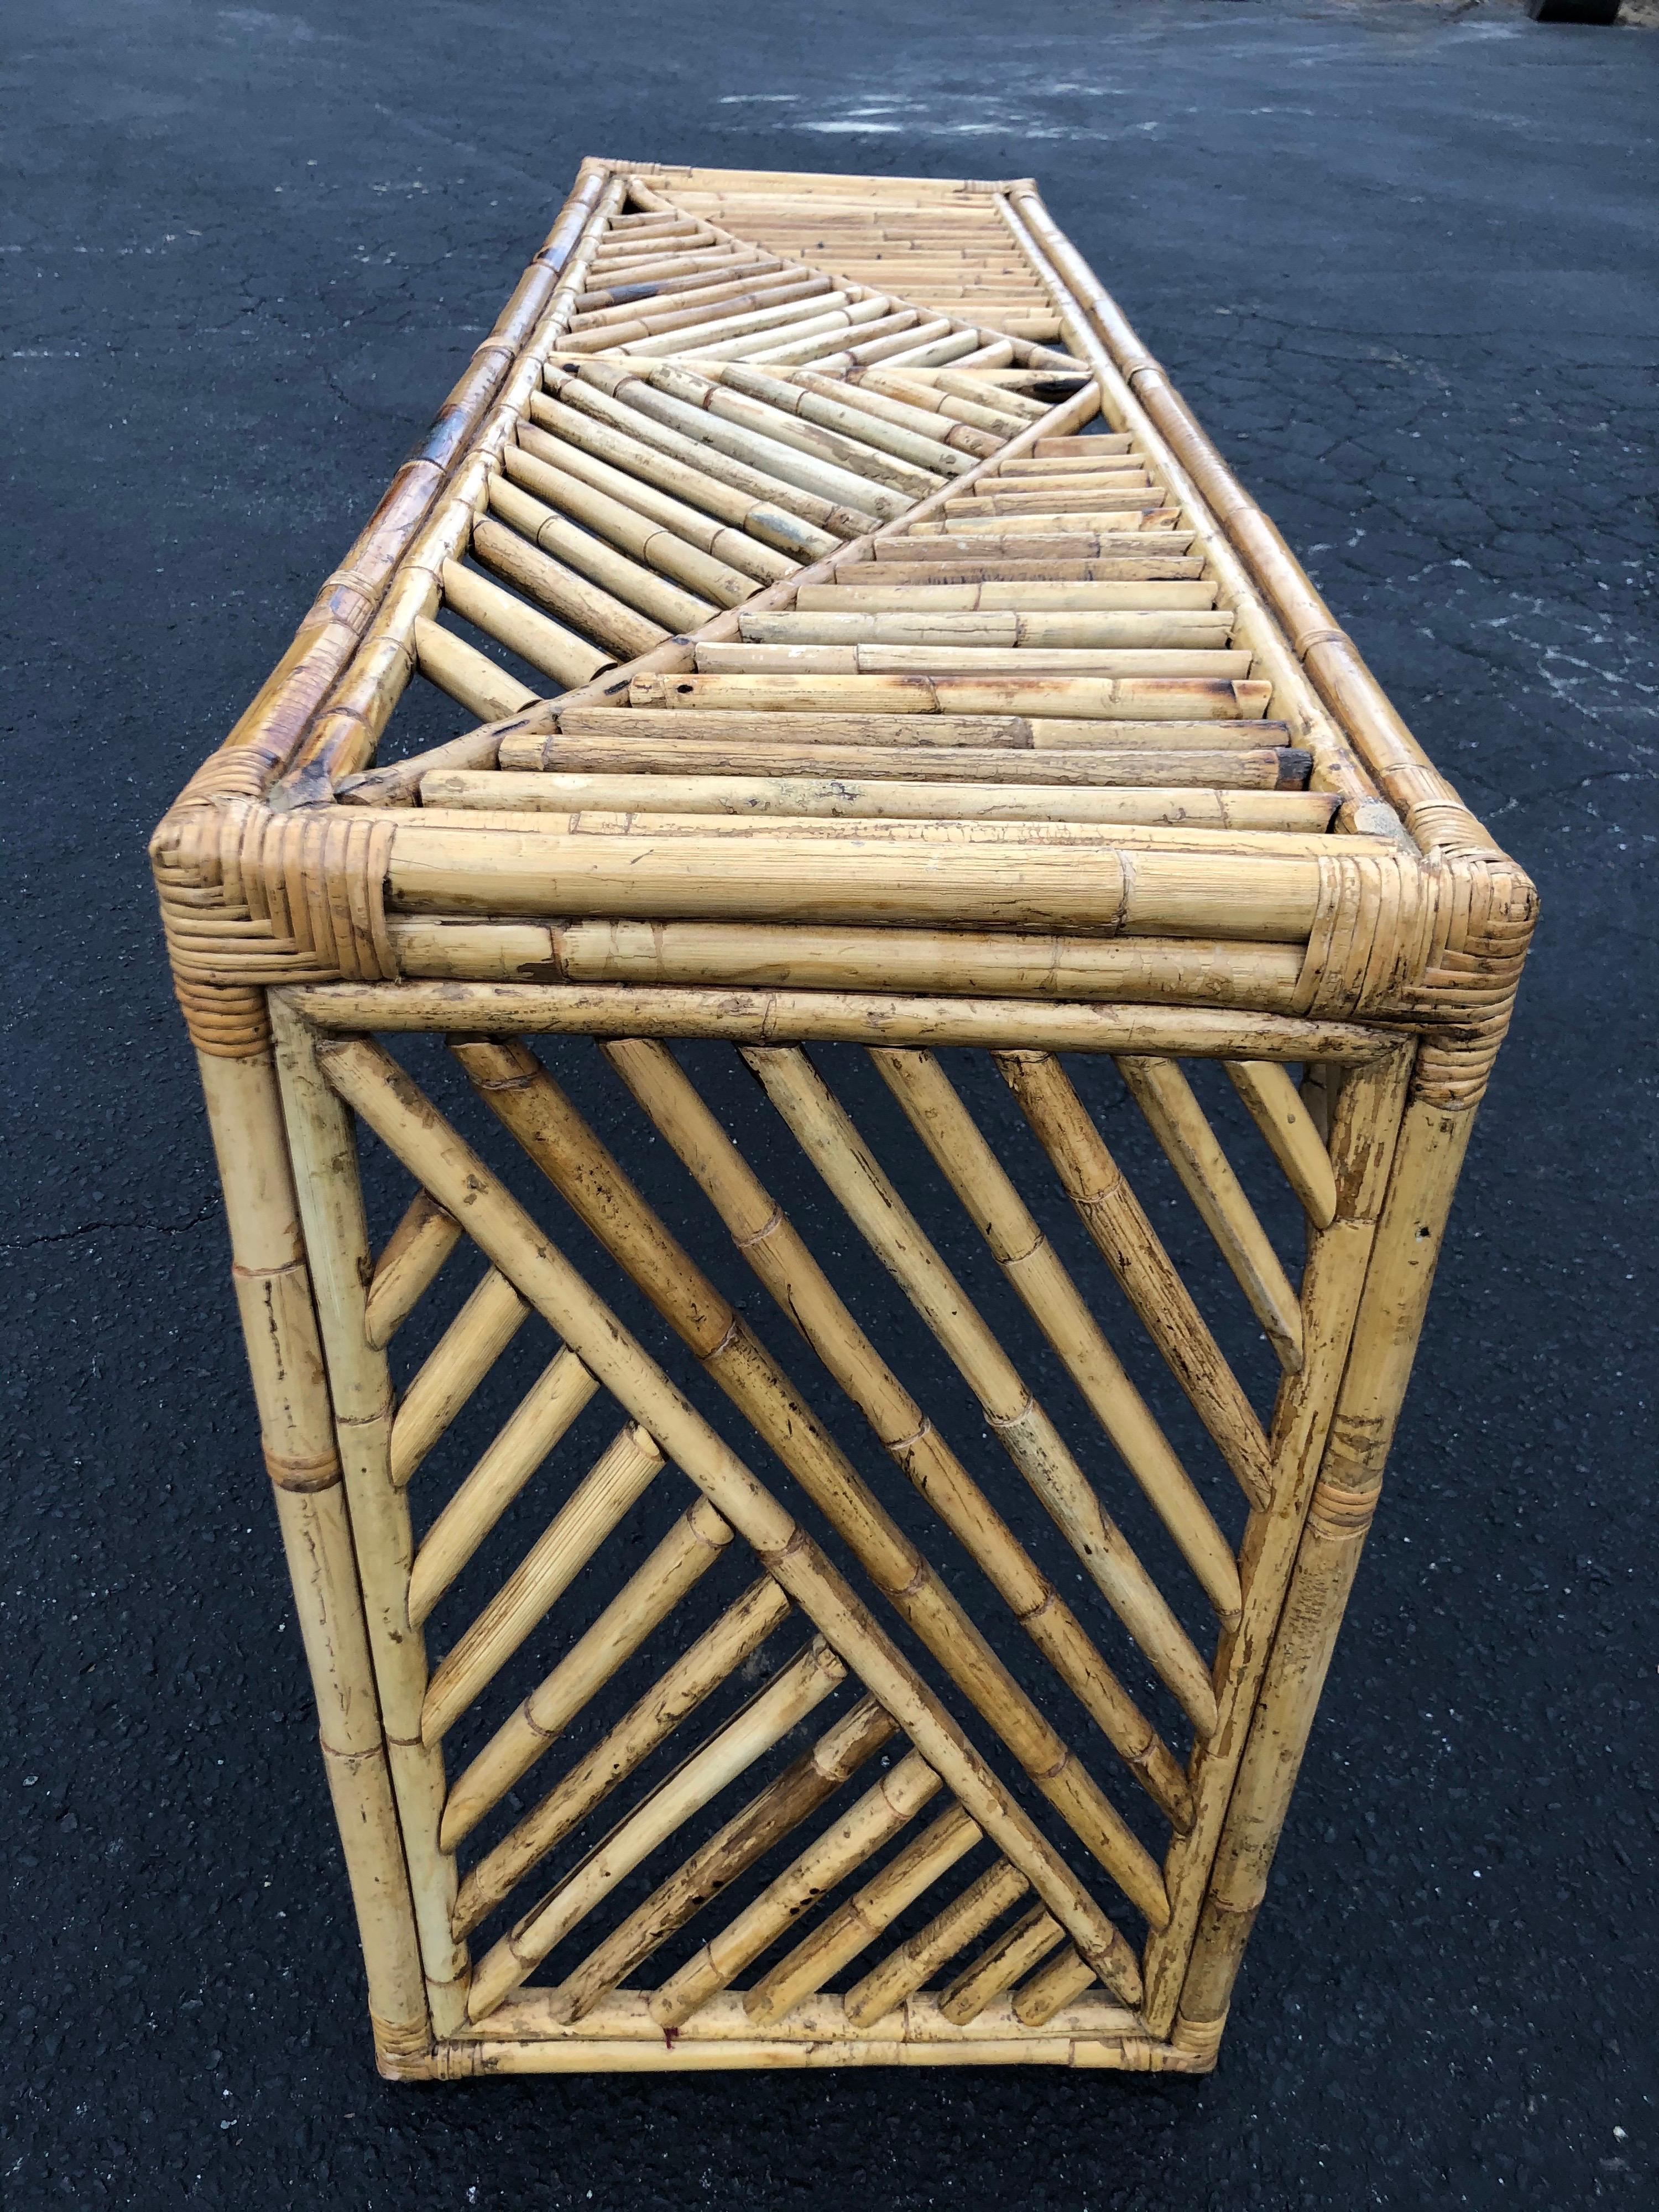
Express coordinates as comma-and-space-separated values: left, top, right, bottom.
284, 1013, 1355, 2049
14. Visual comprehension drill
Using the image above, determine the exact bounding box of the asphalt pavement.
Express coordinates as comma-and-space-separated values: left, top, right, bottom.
4, 1, 1656, 2204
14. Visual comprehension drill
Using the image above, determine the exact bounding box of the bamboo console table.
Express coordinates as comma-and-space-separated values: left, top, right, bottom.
151, 159, 1535, 2079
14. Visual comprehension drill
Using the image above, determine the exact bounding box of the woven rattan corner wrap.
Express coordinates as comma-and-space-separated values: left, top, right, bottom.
152, 158, 1535, 2081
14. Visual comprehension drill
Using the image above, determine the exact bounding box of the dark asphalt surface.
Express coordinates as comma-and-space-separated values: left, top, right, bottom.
5, 1, 1657, 2204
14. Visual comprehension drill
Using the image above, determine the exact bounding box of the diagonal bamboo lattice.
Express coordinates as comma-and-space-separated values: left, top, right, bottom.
150, 159, 1536, 2079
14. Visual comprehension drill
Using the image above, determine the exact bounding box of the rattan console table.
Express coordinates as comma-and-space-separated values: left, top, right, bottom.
151, 159, 1535, 2079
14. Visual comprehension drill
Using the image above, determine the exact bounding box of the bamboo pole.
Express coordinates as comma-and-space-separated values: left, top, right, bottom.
981, 452, 1145, 474
510, 734, 1301, 791
843, 1859, 1030, 2028
1115, 1055, 1306, 1372
1225, 1060, 1338, 1229
872, 534, 1191, 566
451, 1036, 1175, 1906
599, 1035, 1194, 1829
1004, 441, 1137, 463
418, 2020, 1177, 2073
362, 1190, 462, 1349
198, 1041, 430, 2062
467, 1640, 846, 2020
440, 560, 613, 689
514, 421, 795, 585
793, 580, 1218, 610
266, 1000, 467, 2033
744, 1042, 1218, 1733
386, 1266, 530, 1489
1139, 1043, 1415, 2038
308, 1034, 1145, 2004
406, 801, 1360, 862
639, 670, 1270, 721
422, 783, 1336, 841
405, 1347, 599, 1625
944, 487, 1159, 518
691, 643, 1249, 677
420, 1421, 665, 1743
1010, 1942, 1098, 2027
440, 1495, 734, 1849
453, 1575, 794, 1935
867, 1047, 1241, 1625
381, 817, 1324, 940
414, 618, 538, 724
643, 166, 1008, 201
472, 504, 672, 658
867, 544, 1199, 574
651, 1749, 943, 2027
997, 1052, 1275, 1507
534, 379, 832, 559
938, 1906, 1064, 2025
389, 915, 1310, 1011
553, 700, 1277, 749
489, 461, 718, 630
290, 982, 1389, 1066
737, 609, 1232, 649
1171, 1082, 1478, 2062
421, 771, 1331, 834
554, 1695, 898, 2022
744, 1804, 982, 2025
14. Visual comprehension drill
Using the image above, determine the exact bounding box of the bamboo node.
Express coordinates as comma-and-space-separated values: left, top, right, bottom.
1015, 1587, 1059, 1627
734, 1203, 785, 1250
335, 1389, 398, 1428
704, 1314, 744, 1364
262, 1442, 342, 1494
1168, 2011, 1225, 2070
984, 1393, 1036, 1433
883, 1417, 931, 1455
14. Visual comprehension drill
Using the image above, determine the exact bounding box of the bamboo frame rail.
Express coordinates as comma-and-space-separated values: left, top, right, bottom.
152, 157, 1535, 2081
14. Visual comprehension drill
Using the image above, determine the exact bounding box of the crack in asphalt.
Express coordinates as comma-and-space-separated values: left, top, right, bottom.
1, 1207, 220, 1251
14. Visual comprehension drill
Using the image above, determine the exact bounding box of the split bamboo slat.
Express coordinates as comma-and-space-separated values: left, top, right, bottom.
152, 159, 1536, 2084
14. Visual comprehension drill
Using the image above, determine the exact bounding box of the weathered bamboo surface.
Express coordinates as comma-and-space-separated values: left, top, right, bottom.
152, 157, 1535, 2084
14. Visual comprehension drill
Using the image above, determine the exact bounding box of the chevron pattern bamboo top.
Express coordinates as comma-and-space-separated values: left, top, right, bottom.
153, 158, 1534, 1105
